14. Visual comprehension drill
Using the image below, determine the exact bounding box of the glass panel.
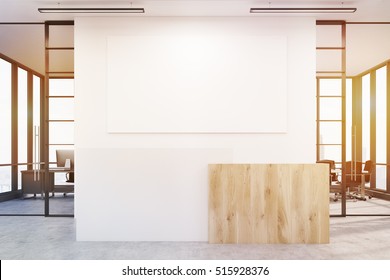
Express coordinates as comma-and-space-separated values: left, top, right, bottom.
33, 75, 41, 127
1, 166, 45, 214
346, 78, 352, 161
319, 79, 341, 96
49, 122, 74, 145
18, 166, 27, 190
376, 66, 387, 164
376, 166, 387, 191
319, 122, 342, 144
33, 75, 41, 168
49, 50, 74, 73
49, 98, 74, 120
319, 98, 342, 120
18, 68, 28, 190
48, 25, 74, 48
18, 68, 28, 166
316, 25, 342, 48
49, 79, 74, 96
0, 166, 11, 193
49, 178, 74, 215
362, 74, 370, 161
0, 59, 12, 166
319, 145, 342, 163
49, 145, 74, 164
316, 50, 342, 72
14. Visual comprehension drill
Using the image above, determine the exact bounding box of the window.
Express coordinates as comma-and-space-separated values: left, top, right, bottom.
376, 66, 387, 190
346, 79, 352, 161
0, 59, 12, 193
362, 74, 371, 162
0, 58, 44, 197
48, 78, 74, 186
318, 78, 344, 165
18, 68, 28, 189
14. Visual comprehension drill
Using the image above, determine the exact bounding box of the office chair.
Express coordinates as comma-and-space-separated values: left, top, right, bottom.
345, 160, 372, 201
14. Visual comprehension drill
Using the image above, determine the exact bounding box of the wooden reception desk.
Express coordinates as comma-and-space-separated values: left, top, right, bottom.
209, 164, 329, 244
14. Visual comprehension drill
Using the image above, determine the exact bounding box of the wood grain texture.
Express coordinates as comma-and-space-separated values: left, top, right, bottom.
208, 164, 329, 244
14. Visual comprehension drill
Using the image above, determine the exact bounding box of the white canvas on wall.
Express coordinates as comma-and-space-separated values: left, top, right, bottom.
106, 34, 287, 133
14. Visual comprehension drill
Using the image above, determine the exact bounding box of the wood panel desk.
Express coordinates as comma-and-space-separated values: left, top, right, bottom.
209, 164, 329, 244
21, 169, 74, 197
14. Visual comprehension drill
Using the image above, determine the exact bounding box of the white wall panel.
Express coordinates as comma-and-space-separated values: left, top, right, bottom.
74, 17, 316, 241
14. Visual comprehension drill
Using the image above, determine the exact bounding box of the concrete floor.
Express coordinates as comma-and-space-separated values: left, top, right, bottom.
0, 194, 74, 215
1, 213, 390, 259
1, 197, 390, 259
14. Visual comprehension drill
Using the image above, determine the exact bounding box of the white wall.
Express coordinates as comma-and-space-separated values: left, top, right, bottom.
74, 17, 316, 241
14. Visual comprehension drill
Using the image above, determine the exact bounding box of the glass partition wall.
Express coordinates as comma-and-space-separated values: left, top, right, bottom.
47, 78, 74, 216
0, 22, 74, 217
0, 53, 45, 215
45, 22, 75, 217
317, 21, 390, 216
316, 21, 347, 216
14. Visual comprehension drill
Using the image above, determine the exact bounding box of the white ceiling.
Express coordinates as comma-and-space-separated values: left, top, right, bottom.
0, 0, 390, 22
0, 0, 390, 76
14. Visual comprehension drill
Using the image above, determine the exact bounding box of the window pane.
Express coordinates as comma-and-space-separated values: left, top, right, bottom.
319, 98, 342, 120
49, 145, 74, 164
48, 25, 74, 48
346, 79, 352, 161
319, 145, 342, 163
362, 74, 370, 161
33, 76, 41, 166
319, 79, 341, 96
49, 50, 74, 73
376, 66, 387, 163
316, 50, 342, 73
49, 98, 74, 120
18, 166, 27, 190
18, 68, 28, 164
376, 166, 387, 191
316, 25, 342, 48
49, 79, 74, 96
0, 59, 12, 164
33, 75, 41, 127
319, 122, 341, 144
49, 122, 74, 144
0, 166, 11, 193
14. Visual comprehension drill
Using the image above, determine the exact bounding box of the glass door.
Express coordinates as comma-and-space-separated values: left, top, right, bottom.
47, 78, 75, 216
316, 21, 347, 216
44, 22, 75, 217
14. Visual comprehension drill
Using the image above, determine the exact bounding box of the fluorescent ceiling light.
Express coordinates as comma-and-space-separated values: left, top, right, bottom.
250, 8, 357, 14
38, 8, 145, 13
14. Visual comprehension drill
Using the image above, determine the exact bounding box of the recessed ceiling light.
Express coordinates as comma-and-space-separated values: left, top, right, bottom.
250, 8, 357, 14
38, 8, 145, 14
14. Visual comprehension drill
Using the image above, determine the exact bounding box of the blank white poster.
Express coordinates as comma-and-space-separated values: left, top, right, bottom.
106, 35, 287, 133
